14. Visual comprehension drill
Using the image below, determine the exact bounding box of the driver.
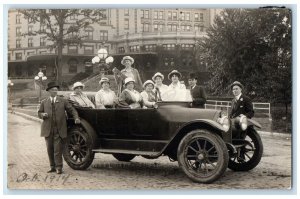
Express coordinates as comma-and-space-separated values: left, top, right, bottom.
229, 81, 254, 119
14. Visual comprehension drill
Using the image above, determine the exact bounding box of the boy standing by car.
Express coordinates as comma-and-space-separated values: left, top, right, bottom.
188, 73, 207, 108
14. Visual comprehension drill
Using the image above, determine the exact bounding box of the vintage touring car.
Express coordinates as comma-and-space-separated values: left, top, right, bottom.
61, 95, 263, 184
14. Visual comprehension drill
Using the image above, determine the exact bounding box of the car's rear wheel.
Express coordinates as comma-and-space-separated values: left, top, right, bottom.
112, 154, 136, 162
228, 128, 263, 171
63, 126, 95, 170
177, 129, 229, 183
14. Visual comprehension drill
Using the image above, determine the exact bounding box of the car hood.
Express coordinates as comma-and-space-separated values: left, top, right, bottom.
157, 105, 220, 123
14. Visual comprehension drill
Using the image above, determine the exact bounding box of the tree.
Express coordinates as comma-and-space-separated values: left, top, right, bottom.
18, 9, 106, 85
197, 8, 292, 109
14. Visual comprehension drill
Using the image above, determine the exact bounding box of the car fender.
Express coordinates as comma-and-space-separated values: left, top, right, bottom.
177, 119, 227, 133
247, 119, 262, 129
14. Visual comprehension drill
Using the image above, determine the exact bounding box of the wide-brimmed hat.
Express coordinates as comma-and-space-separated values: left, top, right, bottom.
152, 72, 164, 81
46, 82, 59, 91
124, 77, 135, 85
188, 73, 198, 80
168, 70, 182, 80
99, 77, 110, 85
230, 81, 244, 90
143, 80, 155, 88
121, 56, 134, 65
72, 82, 85, 90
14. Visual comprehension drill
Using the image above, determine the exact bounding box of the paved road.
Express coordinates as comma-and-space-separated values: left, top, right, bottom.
6, 113, 292, 190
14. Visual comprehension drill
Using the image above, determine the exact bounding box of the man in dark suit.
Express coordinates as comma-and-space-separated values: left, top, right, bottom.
229, 81, 254, 119
188, 73, 207, 108
38, 82, 80, 174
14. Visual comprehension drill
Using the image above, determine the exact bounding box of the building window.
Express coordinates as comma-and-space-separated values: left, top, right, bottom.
154, 23, 163, 31
181, 44, 194, 50
154, 11, 158, 19
195, 13, 199, 21
200, 13, 204, 21
100, 30, 108, 41
39, 50, 47, 54
172, 12, 177, 20
159, 11, 164, 19
145, 44, 156, 52
28, 17, 34, 24
124, 19, 129, 30
142, 10, 149, 19
84, 46, 94, 55
85, 27, 93, 40
124, 9, 129, 16
129, 45, 140, 52
16, 27, 21, 36
16, 39, 21, 48
28, 26, 33, 34
40, 37, 46, 46
180, 12, 185, 20
181, 24, 191, 31
163, 57, 175, 67
186, 13, 190, 21
16, 53, 22, 60
40, 24, 46, 32
167, 23, 177, 32
163, 44, 175, 50
16, 15, 21, 24
118, 47, 125, 53
168, 11, 172, 20
28, 38, 33, 47
68, 45, 78, 54
68, 59, 78, 73
142, 23, 150, 32
27, 51, 35, 56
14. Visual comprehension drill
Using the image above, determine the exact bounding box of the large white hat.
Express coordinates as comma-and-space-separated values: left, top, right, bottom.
124, 77, 135, 85
121, 56, 134, 65
168, 70, 182, 80
143, 80, 155, 88
72, 82, 85, 90
99, 77, 110, 85
152, 72, 164, 81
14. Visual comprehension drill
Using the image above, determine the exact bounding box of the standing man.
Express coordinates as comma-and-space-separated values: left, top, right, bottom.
38, 82, 80, 174
230, 81, 254, 119
188, 73, 207, 108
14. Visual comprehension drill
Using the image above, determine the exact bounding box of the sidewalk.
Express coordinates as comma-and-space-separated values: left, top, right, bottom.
11, 109, 291, 138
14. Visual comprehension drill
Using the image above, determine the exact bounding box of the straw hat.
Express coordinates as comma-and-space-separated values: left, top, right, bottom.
124, 77, 135, 85
99, 77, 110, 85
72, 82, 85, 90
143, 80, 155, 88
152, 72, 164, 81
168, 70, 182, 80
121, 56, 134, 65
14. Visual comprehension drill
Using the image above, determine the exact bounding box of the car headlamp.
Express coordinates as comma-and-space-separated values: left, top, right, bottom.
239, 115, 248, 131
217, 116, 230, 132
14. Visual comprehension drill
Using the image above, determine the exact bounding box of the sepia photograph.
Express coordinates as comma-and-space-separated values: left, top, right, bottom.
5, 3, 293, 193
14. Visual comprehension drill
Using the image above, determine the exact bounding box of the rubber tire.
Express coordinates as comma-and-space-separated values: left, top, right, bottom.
63, 126, 95, 170
112, 154, 136, 162
228, 128, 263, 171
177, 129, 229, 183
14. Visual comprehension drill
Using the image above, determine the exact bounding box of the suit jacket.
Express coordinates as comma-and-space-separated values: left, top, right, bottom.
190, 85, 207, 108
38, 96, 79, 138
230, 94, 254, 119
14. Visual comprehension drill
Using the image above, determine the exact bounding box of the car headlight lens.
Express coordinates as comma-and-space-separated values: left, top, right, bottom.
217, 116, 230, 132
239, 115, 248, 131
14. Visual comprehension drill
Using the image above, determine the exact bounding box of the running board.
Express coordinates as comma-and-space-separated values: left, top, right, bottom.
92, 148, 160, 157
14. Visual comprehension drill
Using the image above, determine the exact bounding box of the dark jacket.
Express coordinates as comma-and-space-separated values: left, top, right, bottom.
230, 94, 254, 119
190, 85, 207, 108
117, 89, 143, 108
38, 96, 79, 138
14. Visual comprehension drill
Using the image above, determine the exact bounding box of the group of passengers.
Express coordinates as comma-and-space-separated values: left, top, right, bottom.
68, 56, 206, 109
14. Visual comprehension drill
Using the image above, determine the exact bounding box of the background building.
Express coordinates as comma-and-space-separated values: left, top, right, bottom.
8, 8, 220, 84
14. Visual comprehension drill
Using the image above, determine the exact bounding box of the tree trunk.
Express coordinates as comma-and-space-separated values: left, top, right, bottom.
57, 44, 63, 85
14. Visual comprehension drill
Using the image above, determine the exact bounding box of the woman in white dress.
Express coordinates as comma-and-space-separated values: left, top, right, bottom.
152, 72, 168, 101
165, 70, 188, 101
140, 80, 157, 108
95, 77, 117, 109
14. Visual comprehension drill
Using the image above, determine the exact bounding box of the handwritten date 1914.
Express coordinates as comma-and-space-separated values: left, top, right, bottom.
16, 172, 70, 185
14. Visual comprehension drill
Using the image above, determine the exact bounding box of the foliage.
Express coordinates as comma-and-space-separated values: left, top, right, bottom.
197, 8, 292, 106
18, 9, 106, 84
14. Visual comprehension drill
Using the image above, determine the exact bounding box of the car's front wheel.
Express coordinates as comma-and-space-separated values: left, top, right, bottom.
63, 126, 95, 170
177, 129, 229, 183
228, 128, 263, 171
112, 154, 136, 162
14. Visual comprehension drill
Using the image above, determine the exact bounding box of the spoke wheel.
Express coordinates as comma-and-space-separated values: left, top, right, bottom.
112, 154, 136, 162
63, 126, 95, 170
177, 130, 229, 183
229, 128, 263, 171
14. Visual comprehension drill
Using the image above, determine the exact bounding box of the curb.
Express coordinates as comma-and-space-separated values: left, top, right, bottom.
11, 111, 291, 137
12, 111, 42, 123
